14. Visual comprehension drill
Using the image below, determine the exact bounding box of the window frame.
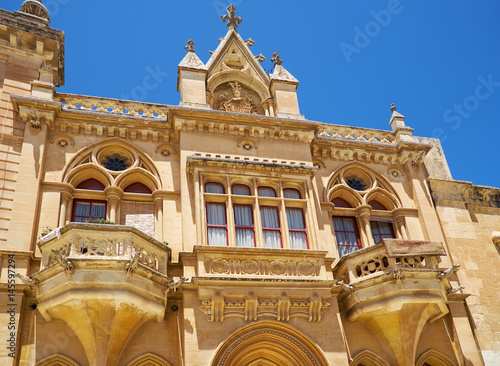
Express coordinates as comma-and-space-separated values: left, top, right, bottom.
332, 216, 362, 257
370, 220, 395, 244
260, 204, 283, 248
286, 207, 308, 249
201, 178, 311, 249
233, 203, 256, 247
71, 199, 107, 223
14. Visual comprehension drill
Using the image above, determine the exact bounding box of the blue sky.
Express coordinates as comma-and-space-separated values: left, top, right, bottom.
5, 1, 500, 187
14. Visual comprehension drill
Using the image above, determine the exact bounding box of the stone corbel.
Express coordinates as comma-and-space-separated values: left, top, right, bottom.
211, 290, 225, 322
277, 292, 290, 321
492, 232, 500, 249
19, 106, 55, 132
244, 291, 258, 321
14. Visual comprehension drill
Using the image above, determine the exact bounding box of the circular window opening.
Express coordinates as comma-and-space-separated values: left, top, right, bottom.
345, 176, 368, 191
100, 153, 131, 171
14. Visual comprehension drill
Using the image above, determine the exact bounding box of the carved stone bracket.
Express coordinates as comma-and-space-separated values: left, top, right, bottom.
19, 106, 55, 132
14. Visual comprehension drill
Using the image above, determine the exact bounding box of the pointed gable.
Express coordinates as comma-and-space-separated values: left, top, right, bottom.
206, 28, 272, 115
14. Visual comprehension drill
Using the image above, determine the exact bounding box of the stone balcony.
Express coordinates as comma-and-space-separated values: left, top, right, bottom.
333, 239, 455, 366
182, 246, 335, 323
33, 223, 171, 366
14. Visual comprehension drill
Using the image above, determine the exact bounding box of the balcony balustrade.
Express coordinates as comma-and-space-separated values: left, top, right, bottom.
33, 223, 171, 366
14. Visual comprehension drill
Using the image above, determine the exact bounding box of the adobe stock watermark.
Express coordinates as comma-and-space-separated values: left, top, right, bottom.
44, 0, 71, 19
120, 64, 169, 101
213, 0, 243, 17
340, 0, 409, 64
433, 74, 500, 143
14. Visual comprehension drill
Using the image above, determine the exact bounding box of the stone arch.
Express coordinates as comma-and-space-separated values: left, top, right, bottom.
415, 350, 457, 366
327, 185, 363, 208
126, 352, 172, 366
210, 321, 329, 366
364, 187, 400, 210
35, 354, 80, 366
325, 162, 401, 207
62, 138, 162, 190
64, 163, 113, 188
350, 350, 390, 366
207, 70, 271, 102
115, 167, 161, 193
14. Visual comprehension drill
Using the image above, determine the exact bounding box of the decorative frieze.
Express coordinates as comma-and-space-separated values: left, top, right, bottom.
203, 257, 322, 277
312, 143, 429, 166
199, 290, 330, 323
177, 118, 315, 143
187, 154, 317, 176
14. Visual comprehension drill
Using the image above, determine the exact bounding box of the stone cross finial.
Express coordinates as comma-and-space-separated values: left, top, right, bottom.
391, 103, 397, 112
271, 52, 283, 67
185, 39, 195, 53
221, 4, 242, 30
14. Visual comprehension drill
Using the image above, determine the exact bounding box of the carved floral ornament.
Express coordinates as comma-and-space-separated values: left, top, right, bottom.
204, 257, 322, 277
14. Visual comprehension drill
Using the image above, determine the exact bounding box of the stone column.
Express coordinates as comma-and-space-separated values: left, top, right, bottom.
154, 196, 164, 241
58, 190, 73, 227
394, 214, 408, 239
357, 205, 374, 247
104, 187, 122, 223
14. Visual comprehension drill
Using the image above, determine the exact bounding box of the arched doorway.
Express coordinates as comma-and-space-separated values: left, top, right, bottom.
210, 321, 329, 366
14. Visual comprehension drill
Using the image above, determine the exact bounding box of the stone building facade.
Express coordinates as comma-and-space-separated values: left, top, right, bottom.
0, 2, 499, 366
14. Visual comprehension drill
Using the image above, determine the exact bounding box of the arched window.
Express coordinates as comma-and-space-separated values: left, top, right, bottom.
124, 182, 152, 194
76, 178, 105, 191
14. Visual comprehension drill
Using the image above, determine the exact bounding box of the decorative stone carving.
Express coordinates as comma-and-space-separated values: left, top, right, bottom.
200, 290, 330, 323
21, 0, 50, 21
308, 293, 322, 322
50, 248, 73, 274
277, 292, 290, 321
438, 264, 460, 280
271, 52, 283, 66
126, 251, 141, 274
211, 291, 225, 322
184, 39, 195, 52
215, 81, 259, 114
255, 54, 266, 62
203, 256, 321, 277
221, 4, 242, 30
244, 38, 255, 46
15, 272, 39, 286
244, 291, 258, 321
